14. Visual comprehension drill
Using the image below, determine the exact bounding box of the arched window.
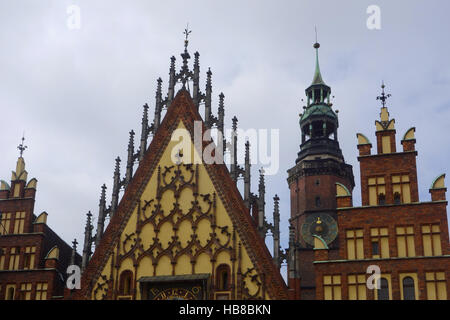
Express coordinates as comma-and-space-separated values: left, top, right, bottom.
216, 264, 230, 291
378, 193, 386, 205
377, 278, 389, 300
119, 270, 133, 296
394, 192, 401, 205
402, 277, 415, 300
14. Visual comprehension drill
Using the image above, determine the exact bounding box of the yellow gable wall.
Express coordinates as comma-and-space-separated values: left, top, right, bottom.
92, 120, 268, 300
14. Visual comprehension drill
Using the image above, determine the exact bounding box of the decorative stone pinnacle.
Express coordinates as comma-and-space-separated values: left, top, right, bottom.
232, 116, 238, 131
72, 239, 78, 250
128, 130, 135, 144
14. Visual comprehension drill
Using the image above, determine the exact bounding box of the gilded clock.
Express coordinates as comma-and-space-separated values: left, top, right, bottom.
300, 213, 338, 246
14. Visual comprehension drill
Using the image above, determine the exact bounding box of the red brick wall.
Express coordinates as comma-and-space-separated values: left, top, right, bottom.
337, 201, 449, 259
359, 151, 419, 206
315, 256, 450, 300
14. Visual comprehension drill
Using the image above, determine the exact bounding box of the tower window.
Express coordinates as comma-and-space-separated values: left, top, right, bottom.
315, 196, 321, 207
368, 177, 385, 206
392, 175, 411, 203
13, 212, 25, 234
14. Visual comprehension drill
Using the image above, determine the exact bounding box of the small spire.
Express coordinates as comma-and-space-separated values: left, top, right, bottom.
167, 56, 176, 106
139, 104, 149, 161
180, 25, 192, 89
205, 68, 212, 127
70, 239, 78, 265
258, 168, 265, 195
17, 134, 27, 158
272, 194, 281, 268
376, 81, 392, 108
230, 116, 238, 182
311, 40, 325, 86
95, 184, 107, 247
193, 52, 200, 108
232, 116, 238, 131
218, 93, 225, 155
244, 141, 251, 207
110, 157, 121, 218
82, 211, 93, 272
154, 78, 163, 133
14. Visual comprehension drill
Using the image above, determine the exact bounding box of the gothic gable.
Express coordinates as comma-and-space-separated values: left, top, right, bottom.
74, 90, 288, 300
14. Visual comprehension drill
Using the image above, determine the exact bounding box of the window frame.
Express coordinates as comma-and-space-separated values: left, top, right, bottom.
323, 275, 342, 300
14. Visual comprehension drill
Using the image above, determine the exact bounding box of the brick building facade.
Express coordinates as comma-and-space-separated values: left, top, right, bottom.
0, 154, 81, 300
311, 102, 450, 300
1, 37, 448, 301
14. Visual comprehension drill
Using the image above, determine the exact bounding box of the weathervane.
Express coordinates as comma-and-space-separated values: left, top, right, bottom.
314, 26, 320, 49
183, 23, 192, 50
376, 81, 391, 108
17, 134, 27, 157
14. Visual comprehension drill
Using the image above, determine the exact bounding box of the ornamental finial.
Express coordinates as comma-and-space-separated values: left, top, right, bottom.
376, 81, 392, 108
183, 23, 192, 51
17, 133, 27, 158
314, 25, 320, 49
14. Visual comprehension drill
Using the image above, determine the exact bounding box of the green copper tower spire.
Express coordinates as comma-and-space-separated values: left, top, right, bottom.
311, 42, 326, 86
296, 40, 342, 164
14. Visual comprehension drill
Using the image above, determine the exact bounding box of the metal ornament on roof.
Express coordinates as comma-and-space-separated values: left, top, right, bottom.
17, 134, 27, 157
376, 81, 392, 108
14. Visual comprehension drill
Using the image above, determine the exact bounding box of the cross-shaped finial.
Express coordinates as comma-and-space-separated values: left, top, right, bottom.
72, 239, 78, 249
376, 81, 392, 108
183, 23, 192, 50
17, 134, 27, 157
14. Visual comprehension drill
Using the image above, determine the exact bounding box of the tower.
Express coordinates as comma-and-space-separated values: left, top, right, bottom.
287, 41, 354, 299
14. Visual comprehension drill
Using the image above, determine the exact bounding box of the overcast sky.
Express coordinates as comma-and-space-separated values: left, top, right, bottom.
0, 1, 449, 271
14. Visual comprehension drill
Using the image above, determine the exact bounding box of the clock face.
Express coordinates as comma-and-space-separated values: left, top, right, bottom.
153, 287, 199, 300
301, 213, 338, 246
145, 281, 204, 300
